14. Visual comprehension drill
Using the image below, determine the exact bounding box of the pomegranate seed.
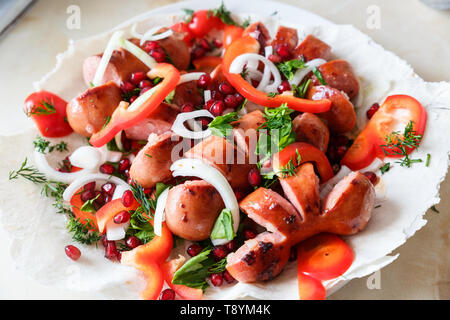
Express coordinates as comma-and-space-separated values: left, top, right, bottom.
130, 71, 146, 85
129, 95, 138, 103
121, 132, 132, 152
197, 74, 211, 89
218, 82, 234, 95
211, 245, 229, 261
223, 270, 235, 283
187, 244, 203, 257
65, 245, 81, 261
213, 39, 223, 48
118, 158, 131, 173
149, 48, 166, 62
234, 190, 245, 202
140, 87, 151, 95
277, 80, 291, 93
105, 242, 119, 260
120, 81, 135, 93
104, 195, 112, 204
244, 229, 257, 240
192, 47, 205, 59
114, 210, 131, 224
210, 273, 223, 286
199, 117, 211, 128
336, 145, 348, 159
289, 246, 297, 261
80, 189, 96, 202
364, 171, 378, 185
210, 100, 225, 116
159, 289, 176, 300
125, 236, 141, 249
225, 240, 236, 252
117, 251, 122, 262
123, 169, 130, 179
139, 80, 153, 89
211, 91, 224, 101
198, 38, 211, 51
101, 235, 111, 247
268, 54, 282, 63
121, 190, 135, 207
224, 94, 238, 108
93, 191, 106, 207
144, 41, 159, 52
234, 92, 244, 105
366, 103, 380, 119
181, 103, 195, 113
99, 163, 115, 175
203, 99, 215, 110
101, 182, 116, 196
248, 168, 261, 187
276, 44, 291, 60
83, 181, 96, 191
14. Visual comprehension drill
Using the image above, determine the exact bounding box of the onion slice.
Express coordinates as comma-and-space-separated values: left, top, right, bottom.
289, 58, 326, 86
119, 38, 157, 69
131, 24, 173, 45
106, 220, 130, 241
171, 110, 214, 139
154, 188, 169, 237
170, 158, 239, 245
68, 146, 101, 170
179, 72, 205, 85
92, 31, 124, 87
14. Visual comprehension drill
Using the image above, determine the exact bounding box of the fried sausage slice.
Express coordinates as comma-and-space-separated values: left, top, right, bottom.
292, 113, 330, 152
294, 35, 331, 62
307, 85, 356, 133
232, 110, 265, 156
270, 26, 299, 53
156, 28, 191, 70
66, 81, 122, 137
172, 80, 204, 108
165, 180, 225, 241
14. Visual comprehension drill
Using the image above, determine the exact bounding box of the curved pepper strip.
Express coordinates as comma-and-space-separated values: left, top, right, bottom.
272, 142, 335, 182
193, 56, 222, 72
161, 257, 203, 300
89, 63, 180, 147
222, 36, 331, 113
95, 198, 139, 233
341, 95, 427, 170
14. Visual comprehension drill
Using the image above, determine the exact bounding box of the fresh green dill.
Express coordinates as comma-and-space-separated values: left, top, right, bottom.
210, 2, 238, 26
182, 8, 195, 23
240, 66, 248, 79
380, 162, 391, 174
426, 153, 431, 167
242, 16, 251, 28
266, 92, 278, 98
277, 59, 307, 80
33, 136, 67, 154
9, 158, 47, 184
26, 99, 57, 116
312, 66, 327, 85
66, 217, 101, 245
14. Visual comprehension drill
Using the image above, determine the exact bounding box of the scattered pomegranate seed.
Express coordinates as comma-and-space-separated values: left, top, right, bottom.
222, 270, 235, 283
130, 71, 146, 85
101, 235, 111, 247
192, 47, 206, 59
144, 41, 159, 52
99, 163, 115, 175
121, 190, 135, 207
234, 92, 244, 105
211, 91, 224, 102
118, 158, 131, 173
105, 242, 119, 260
159, 288, 176, 300
129, 95, 138, 103
65, 245, 81, 261
268, 54, 282, 63
83, 181, 96, 191
121, 132, 132, 152
213, 39, 222, 48
80, 189, 96, 202
210, 100, 225, 116
363, 171, 378, 185
210, 273, 223, 286
248, 168, 261, 187
139, 80, 153, 89
149, 48, 166, 62
224, 94, 238, 108
234, 190, 245, 202
140, 87, 151, 95
366, 103, 380, 119
117, 251, 122, 262
225, 240, 236, 252
187, 243, 203, 257
181, 103, 195, 113
198, 38, 211, 51
211, 245, 229, 261
104, 195, 112, 204
244, 229, 257, 240
197, 74, 211, 89
101, 182, 116, 196
125, 236, 141, 249
336, 145, 348, 159
199, 117, 211, 128
203, 99, 215, 110
289, 246, 297, 261
276, 44, 291, 60
114, 210, 131, 224
93, 191, 106, 207
120, 81, 135, 93
218, 82, 234, 95
277, 80, 291, 94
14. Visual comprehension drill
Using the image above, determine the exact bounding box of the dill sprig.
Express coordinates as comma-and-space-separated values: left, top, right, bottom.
210, 2, 238, 26
33, 136, 68, 154
130, 181, 156, 218
26, 99, 57, 116
9, 158, 47, 184
66, 217, 101, 245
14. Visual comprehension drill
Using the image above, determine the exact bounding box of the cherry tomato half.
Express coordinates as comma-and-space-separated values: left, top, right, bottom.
187, 10, 224, 38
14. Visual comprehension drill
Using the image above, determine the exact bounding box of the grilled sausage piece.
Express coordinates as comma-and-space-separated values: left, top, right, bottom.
66, 81, 122, 137
164, 180, 225, 241
294, 35, 331, 62
184, 135, 257, 190
270, 26, 299, 53
306, 85, 356, 133
320, 171, 375, 235
279, 163, 320, 219
124, 103, 179, 140
292, 113, 330, 152
232, 110, 265, 156
172, 80, 204, 108
226, 232, 291, 282
310, 60, 359, 99
156, 28, 191, 71
83, 48, 149, 87
129, 132, 180, 188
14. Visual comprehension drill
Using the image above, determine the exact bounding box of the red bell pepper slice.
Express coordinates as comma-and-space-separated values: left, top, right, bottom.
193, 56, 222, 72
161, 257, 203, 300
137, 261, 165, 300
297, 272, 326, 300
297, 233, 354, 281
89, 63, 180, 147
341, 95, 427, 170
24, 91, 73, 138
223, 25, 244, 48
222, 36, 331, 113
272, 142, 335, 182
70, 188, 98, 230
95, 198, 139, 233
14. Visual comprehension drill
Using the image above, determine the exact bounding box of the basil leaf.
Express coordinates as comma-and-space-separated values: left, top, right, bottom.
210, 209, 236, 241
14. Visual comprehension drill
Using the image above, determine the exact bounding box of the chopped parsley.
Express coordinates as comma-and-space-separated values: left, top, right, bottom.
426, 153, 431, 167
266, 92, 278, 99
80, 194, 100, 213
312, 66, 327, 85
210, 2, 239, 26
277, 59, 307, 80
292, 79, 311, 98
33, 136, 67, 154
208, 112, 241, 138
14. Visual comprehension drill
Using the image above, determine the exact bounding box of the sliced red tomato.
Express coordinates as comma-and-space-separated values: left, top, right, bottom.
70, 188, 98, 230
24, 91, 73, 137
297, 233, 354, 281
297, 272, 326, 300
223, 25, 243, 48
272, 142, 334, 182
187, 10, 224, 38
193, 56, 222, 73
342, 94, 427, 170
161, 257, 203, 300
95, 198, 139, 233
171, 22, 194, 44
222, 36, 331, 113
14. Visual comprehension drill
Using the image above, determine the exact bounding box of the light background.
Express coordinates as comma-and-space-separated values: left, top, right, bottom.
0, 0, 448, 299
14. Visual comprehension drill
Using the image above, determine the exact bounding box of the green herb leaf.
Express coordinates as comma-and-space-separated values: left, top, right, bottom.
210, 209, 236, 241
426, 153, 431, 167
210, 2, 238, 26
172, 248, 214, 290
9, 158, 47, 184
266, 92, 278, 98
66, 217, 101, 245
312, 66, 327, 85
380, 163, 391, 174
277, 59, 307, 80
27, 99, 57, 116
242, 16, 251, 28
80, 194, 100, 213
165, 89, 175, 104
208, 112, 240, 138
183, 8, 194, 23
292, 79, 311, 98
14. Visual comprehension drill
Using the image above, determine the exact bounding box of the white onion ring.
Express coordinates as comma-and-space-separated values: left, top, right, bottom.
264, 46, 273, 58
289, 58, 326, 86
62, 173, 130, 202
131, 24, 173, 45
179, 72, 205, 85
114, 131, 124, 151
171, 110, 214, 139
106, 220, 130, 241
361, 158, 385, 173
68, 146, 102, 170
170, 158, 239, 245
119, 38, 157, 69
92, 31, 124, 86
154, 188, 169, 237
